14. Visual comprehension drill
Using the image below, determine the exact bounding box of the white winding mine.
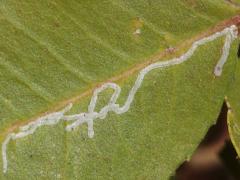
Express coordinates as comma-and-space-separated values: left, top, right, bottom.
2, 25, 238, 173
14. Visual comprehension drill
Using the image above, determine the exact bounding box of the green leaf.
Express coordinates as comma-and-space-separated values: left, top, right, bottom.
0, 0, 239, 179
226, 59, 240, 156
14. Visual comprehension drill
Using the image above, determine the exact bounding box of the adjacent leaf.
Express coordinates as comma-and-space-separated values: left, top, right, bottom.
227, 58, 240, 156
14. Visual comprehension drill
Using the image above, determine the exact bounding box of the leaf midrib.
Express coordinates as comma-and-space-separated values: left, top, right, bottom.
0, 14, 239, 141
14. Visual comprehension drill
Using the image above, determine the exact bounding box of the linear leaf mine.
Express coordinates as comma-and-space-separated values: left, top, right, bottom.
1, 25, 238, 173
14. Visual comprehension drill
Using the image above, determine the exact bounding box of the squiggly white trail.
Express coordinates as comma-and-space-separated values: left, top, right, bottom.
2, 25, 238, 173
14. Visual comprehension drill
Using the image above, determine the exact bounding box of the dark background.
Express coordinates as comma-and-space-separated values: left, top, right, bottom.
172, 102, 240, 180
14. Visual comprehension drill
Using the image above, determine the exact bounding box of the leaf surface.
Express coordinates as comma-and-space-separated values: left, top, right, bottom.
0, 1, 239, 179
